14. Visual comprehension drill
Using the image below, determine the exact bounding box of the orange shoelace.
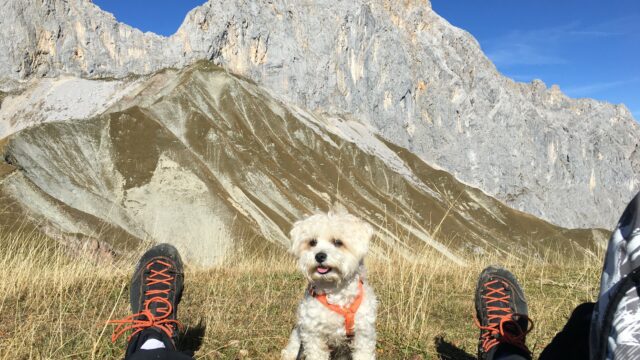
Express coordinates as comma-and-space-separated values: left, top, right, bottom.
474, 279, 533, 354
109, 260, 183, 343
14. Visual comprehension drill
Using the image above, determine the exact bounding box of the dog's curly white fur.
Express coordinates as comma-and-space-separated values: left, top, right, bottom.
282, 205, 377, 360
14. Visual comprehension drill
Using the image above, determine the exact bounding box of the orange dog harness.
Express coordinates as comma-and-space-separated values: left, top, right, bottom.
310, 280, 364, 337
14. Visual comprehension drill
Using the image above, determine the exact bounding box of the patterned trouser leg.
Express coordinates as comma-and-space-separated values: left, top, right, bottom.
590, 192, 640, 360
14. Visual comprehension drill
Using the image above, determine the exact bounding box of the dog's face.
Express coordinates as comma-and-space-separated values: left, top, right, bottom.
290, 208, 374, 285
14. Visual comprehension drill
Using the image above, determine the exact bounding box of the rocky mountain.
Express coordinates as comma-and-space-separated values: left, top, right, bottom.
1, 0, 638, 229
0, 62, 605, 265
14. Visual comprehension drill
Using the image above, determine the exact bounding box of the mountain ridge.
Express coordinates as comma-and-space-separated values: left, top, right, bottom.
0, 0, 637, 230
0, 62, 608, 264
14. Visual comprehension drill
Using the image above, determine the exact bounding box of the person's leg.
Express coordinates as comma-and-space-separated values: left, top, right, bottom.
108, 243, 194, 360
474, 266, 532, 360
538, 302, 593, 360
590, 192, 640, 360
537, 191, 640, 360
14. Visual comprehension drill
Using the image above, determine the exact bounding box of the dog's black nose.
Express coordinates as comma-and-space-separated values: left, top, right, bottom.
315, 252, 327, 263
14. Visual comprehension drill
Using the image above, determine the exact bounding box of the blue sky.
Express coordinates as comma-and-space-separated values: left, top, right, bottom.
94, 0, 639, 119
92, 0, 207, 36
431, 0, 640, 119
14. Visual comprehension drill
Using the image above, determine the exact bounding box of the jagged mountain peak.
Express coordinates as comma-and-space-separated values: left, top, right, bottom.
0, 0, 638, 230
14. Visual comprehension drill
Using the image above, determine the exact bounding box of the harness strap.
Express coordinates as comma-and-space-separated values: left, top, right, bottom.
311, 280, 364, 337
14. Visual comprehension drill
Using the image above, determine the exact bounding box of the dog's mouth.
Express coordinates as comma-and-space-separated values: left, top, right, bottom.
316, 266, 332, 275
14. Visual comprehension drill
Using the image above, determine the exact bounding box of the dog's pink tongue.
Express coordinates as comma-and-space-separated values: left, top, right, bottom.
317, 266, 330, 274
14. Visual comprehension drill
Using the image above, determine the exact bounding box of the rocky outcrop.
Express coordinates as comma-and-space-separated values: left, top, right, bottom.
0, 0, 176, 80
0, 0, 637, 229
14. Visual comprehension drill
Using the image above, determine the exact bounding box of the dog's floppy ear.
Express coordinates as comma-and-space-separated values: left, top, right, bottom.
289, 219, 306, 256
362, 221, 375, 243
344, 217, 375, 259
359, 220, 375, 250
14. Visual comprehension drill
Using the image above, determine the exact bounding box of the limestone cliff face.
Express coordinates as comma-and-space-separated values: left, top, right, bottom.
0, 0, 175, 80
1, 0, 638, 229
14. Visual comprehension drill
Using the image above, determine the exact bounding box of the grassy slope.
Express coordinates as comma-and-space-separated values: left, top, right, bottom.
0, 232, 602, 360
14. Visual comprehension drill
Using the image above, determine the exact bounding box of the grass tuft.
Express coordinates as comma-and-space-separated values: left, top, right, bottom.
0, 232, 602, 359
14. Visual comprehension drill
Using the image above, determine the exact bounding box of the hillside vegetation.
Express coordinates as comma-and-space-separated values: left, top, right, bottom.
0, 63, 608, 268
0, 229, 603, 359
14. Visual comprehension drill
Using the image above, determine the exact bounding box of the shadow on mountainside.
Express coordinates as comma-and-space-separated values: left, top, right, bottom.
435, 336, 475, 360
178, 320, 206, 356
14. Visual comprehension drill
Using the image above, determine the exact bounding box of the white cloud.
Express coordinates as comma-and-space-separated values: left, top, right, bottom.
563, 78, 640, 97
487, 43, 567, 66
482, 23, 573, 66
482, 15, 639, 67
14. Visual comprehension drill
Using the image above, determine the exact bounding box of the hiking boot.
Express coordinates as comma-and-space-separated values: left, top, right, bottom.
109, 243, 184, 353
475, 266, 533, 360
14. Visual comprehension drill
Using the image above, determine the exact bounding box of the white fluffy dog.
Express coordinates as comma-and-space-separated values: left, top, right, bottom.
282, 205, 377, 360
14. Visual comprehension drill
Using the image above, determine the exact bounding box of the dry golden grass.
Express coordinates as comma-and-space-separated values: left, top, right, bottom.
0, 232, 602, 359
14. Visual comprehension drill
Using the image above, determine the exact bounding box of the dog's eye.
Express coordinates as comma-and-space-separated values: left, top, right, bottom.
309, 239, 317, 247
332, 239, 343, 247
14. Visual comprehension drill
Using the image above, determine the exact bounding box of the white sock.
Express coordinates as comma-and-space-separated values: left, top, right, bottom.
140, 338, 166, 350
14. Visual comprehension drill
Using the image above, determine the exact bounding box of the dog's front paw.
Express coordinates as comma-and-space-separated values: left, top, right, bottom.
304, 354, 330, 360
281, 348, 299, 360
300, 341, 330, 360
351, 351, 376, 360
351, 335, 377, 360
